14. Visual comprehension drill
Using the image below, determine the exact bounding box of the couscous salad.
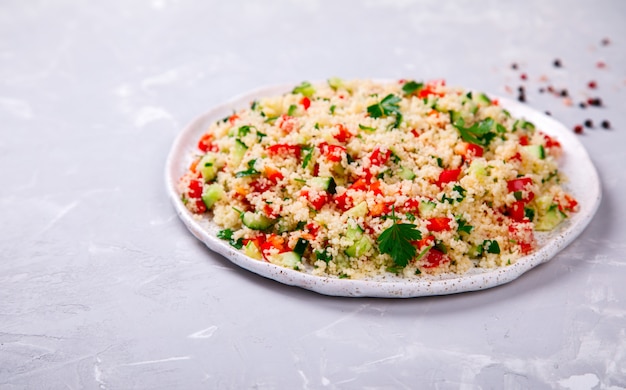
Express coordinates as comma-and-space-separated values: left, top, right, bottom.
178, 79, 578, 279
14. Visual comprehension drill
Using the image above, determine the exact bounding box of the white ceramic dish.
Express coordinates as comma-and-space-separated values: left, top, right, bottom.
165, 82, 601, 298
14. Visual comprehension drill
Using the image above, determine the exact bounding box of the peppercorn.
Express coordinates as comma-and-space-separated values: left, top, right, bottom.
601, 38, 610, 46
553, 59, 562, 68
560, 89, 569, 97
587, 97, 602, 107
601, 120, 611, 129
545, 111, 551, 116
574, 125, 584, 134
520, 73, 527, 81
539, 88, 545, 93
579, 102, 587, 109
584, 119, 593, 128
588, 81, 597, 89
518, 94, 526, 102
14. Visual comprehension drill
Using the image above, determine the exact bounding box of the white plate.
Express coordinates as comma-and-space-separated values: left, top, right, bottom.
165, 82, 601, 298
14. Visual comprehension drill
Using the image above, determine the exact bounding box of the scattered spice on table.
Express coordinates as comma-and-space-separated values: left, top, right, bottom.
574, 124, 584, 134
584, 119, 593, 128
601, 120, 611, 129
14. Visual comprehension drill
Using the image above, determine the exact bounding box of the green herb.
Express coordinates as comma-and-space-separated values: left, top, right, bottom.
401, 80, 423, 95
315, 250, 333, 263
217, 229, 244, 249
433, 156, 443, 168
235, 159, 260, 177
287, 104, 297, 116
483, 240, 501, 254
452, 185, 466, 202
434, 240, 447, 254
415, 268, 422, 275
405, 212, 416, 222
256, 131, 267, 141
358, 124, 376, 132
301, 146, 314, 169
377, 208, 422, 268
524, 207, 535, 221
250, 100, 258, 110
367, 94, 403, 128
238, 125, 255, 137
451, 115, 498, 147
456, 216, 474, 234
264, 116, 279, 124
292, 81, 315, 97
329, 105, 336, 115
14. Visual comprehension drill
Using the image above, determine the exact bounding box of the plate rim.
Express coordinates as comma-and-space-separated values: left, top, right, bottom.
165, 81, 602, 298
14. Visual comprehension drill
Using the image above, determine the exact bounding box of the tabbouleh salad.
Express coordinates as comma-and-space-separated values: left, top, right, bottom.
178, 79, 578, 278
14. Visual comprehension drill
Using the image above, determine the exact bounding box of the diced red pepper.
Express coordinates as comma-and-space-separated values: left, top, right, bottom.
319, 142, 346, 163
263, 203, 279, 219
301, 189, 330, 211
350, 178, 369, 191
300, 96, 311, 110
278, 115, 297, 133
436, 168, 462, 187
198, 133, 218, 152
369, 201, 392, 217
264, 166, 284, 184
305, 222, 320, 239
411, 129, 420, 138
261, 234, 287, 259
370, 147, 391, 166
542, 133, 561, 149
369, 180, 383, 196
427, 217, 452, 232
508, 200, 527, 222
333, 124, 353, 143
414, 235, 435, 250
267, 143, 301, 158
519, 135, 530, 146
334, 192, 352, 211
250, 179, 272, 193
509, 152, 522, 162
422, 249, 450, 268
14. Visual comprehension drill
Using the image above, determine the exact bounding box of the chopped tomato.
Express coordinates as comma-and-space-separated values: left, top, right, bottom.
422, 249, 450, 268
267, 143, 301, 158
350, 178, 369, 191
507, 177, 535, 203
250, 178, 272, 193
263, 203, 279, 219
189, 157, 201, 173
411, 129, 420, 138
228, 114, 239, 124
300, 96, 311, 110
333, 124, 353, 143
278, 115, 297, 133
436, 168, 462, 187
509, 152, 522, 162
369, 201, 392, 217
414, 235, 435, 250
301, 189, 330, 211
519, 135, 530, 146
370, 147, 391, 166
455, 142, 483, 160
261, 234, 287, 259
417, 79, 446, 99
319, 142, 346, 163
508, 200, 527, 222
402, 198, 421, 213
264, 166, 284, 184
508, 223, 535, 255
542, 133, 561, 149
198, 133, 218, 152
369, 180, 383, 196
334, 192, 353, 211
427, 217, 452, 232
557, 194, 578, 212
305, 222, 320, 239
188, 177, 203, 198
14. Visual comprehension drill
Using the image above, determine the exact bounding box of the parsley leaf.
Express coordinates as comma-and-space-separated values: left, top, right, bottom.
301, 146, 314, 169
377, 216, 422, 268
235, 159, 260, 177
401, 80, 424, 95
451, 115, 498, 146
367, 94, 403, 128
217, 229, 244, 249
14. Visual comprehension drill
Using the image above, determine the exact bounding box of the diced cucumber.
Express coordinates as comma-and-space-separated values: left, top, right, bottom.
308, 176, 337, 194
345, 224, 364, 240
345, 236, 373, 258
449, 110, 463, 125
242, 211, 275, 231
469, 160, 487, 177
345, 201, 368, 218
418, 200, 437, 217
199, 153, 220, 182
201, 183, 224, 209
327, 77, 345, 90
476, 92, 492, 105
535, 204, 566, 231
244, 240, 262, 260
535, 194, 553, 213
398, 166, 416, 180
468, 244, 484, 258
273, 251, 301, 268
230, 139, 248, 166
523, 144, 545, 160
